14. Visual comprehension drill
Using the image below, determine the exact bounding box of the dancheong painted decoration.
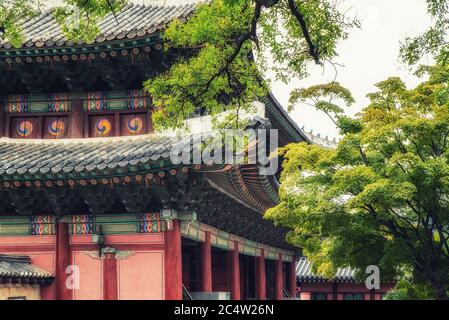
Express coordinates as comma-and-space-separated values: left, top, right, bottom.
48, 120, 65, 137
127, 117, 144, 135
0, 2, 384, 301
95, 118, 112, 136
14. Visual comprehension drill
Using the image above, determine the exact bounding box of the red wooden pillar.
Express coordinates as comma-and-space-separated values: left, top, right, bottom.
70, 100, 84, 138
103, 252, 118, 300
228, 241, 241, 300
289, 258, 297, 298
165, 220, 183, 300
274, 253, 283, 300
55, 221, 72, 300
255, 249, 266, 300
200, 231, 212, 292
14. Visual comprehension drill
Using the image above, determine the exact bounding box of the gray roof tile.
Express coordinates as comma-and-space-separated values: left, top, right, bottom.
0, 3, 197, 50
0, 134, 181, 179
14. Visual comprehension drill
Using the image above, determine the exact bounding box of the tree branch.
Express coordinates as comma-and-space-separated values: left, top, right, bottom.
287, 0, 320, 64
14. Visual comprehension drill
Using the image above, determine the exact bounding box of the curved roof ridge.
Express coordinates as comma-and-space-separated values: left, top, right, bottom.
263, 93, 311, 144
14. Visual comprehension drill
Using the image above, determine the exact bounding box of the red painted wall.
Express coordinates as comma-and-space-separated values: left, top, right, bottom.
72, 251, 103, 300
118, 251, 164, 300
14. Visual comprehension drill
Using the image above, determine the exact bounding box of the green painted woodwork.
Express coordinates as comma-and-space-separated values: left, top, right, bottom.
0, 223, 29, 236
242, 245, 257, 256
266, 250, 277, 260
0, 214, 166, 236
2, 90, 149, 113
212, 235, 231, 251
0, 35, 162, 58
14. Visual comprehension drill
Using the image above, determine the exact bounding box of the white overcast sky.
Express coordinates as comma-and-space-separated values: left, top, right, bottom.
269, 0, 433, 139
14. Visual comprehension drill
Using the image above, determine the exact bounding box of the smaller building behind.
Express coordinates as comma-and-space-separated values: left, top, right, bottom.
296, 257, 394, 300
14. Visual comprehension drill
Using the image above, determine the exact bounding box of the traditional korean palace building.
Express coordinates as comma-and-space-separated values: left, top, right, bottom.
0, 3, 311, 300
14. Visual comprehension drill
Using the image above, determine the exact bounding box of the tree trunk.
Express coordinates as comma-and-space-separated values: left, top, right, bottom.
423, 266, 448, 300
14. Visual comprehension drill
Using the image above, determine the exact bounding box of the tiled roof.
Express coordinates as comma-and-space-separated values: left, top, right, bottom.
0, 134, 182, 179
0, 133, 281, 211
0, 254, 53, 283
296, 257, 356, 283
0, 2, 197, 50
0, 117, 285, 214
0, 132, 279, 208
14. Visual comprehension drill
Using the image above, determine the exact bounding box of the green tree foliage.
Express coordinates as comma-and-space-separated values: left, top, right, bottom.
384, 273, 435, 300
145, 0, 359, 130
400, 0, 449, 66
266, 71, 449, 299
0, 0, 41, 47
54, 0, 124, 44
288, 82, 355, 126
